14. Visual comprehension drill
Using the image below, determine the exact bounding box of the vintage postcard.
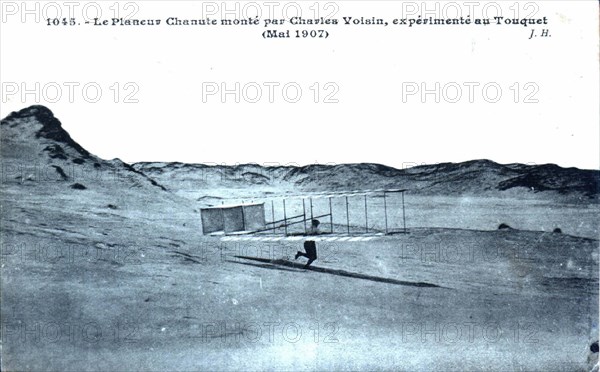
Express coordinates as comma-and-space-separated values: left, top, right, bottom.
1, 1, 598, 370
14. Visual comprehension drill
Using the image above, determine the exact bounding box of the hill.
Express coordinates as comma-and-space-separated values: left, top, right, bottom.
1, 105, 167, 192
133, 159, 599, 202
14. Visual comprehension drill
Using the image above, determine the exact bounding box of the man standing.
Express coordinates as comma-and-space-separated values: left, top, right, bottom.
295, 219, 320, 268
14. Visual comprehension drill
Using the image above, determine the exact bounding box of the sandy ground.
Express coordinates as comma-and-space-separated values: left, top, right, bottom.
1, 181, 598, 371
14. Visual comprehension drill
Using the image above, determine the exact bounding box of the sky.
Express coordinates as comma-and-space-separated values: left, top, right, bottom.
1, 0, 599, 170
